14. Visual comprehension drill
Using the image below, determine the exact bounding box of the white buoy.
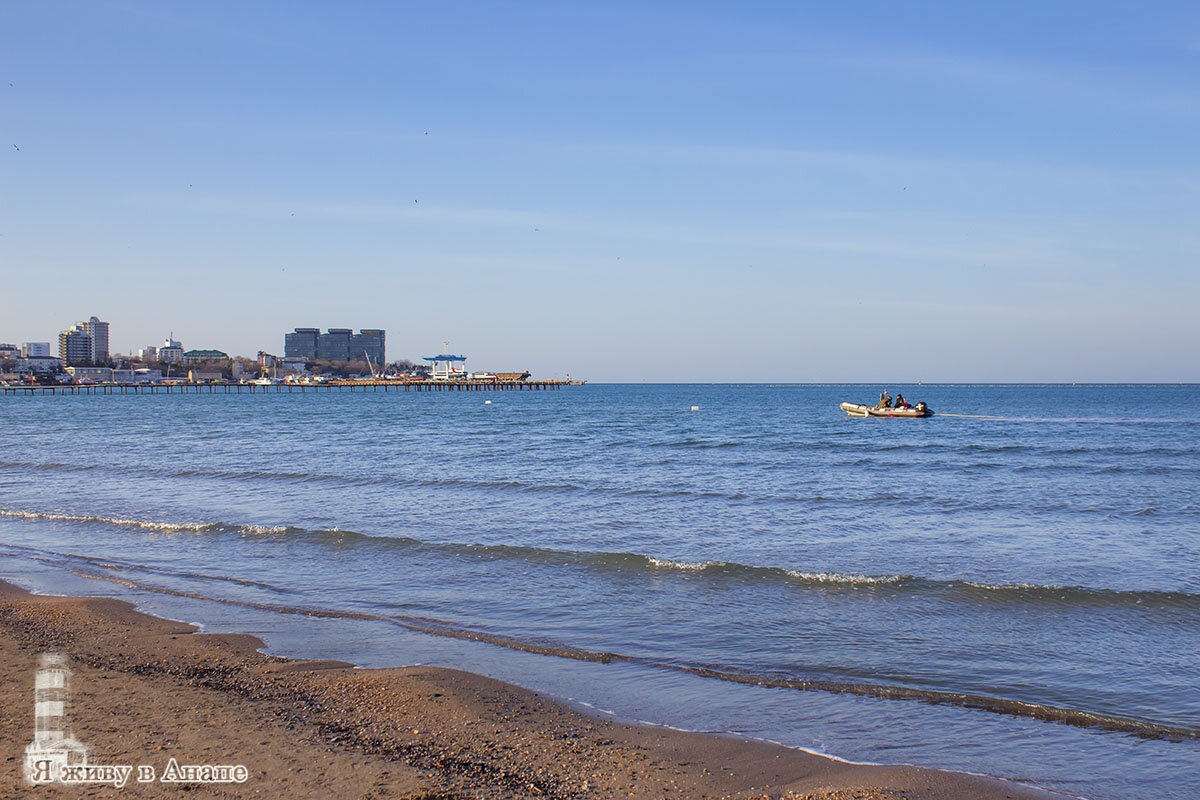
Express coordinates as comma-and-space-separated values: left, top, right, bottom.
690, 405, 700, 411
484, 400, 492, 405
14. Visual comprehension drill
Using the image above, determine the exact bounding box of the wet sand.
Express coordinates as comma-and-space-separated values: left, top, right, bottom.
0, 579, 1060, 799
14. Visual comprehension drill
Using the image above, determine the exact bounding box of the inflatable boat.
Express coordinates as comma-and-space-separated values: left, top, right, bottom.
841, 401, 933, 418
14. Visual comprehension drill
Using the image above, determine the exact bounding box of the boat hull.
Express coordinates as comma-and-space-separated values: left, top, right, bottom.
841, 402, 932, 418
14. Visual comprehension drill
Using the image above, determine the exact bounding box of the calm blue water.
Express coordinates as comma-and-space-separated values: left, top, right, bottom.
1, 384, 1196, 799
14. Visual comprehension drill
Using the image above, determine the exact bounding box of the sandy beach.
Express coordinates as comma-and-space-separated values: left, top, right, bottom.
0, 578, 1060, 799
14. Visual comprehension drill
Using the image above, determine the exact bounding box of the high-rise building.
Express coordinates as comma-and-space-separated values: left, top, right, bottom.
58, 327, 92, 366
284, 328, 319, 360
351, 329, 386, 367
80, 317, 109, 364
286, 327, 386, 364
58, 317, 110, 366
316, 328, 352, 361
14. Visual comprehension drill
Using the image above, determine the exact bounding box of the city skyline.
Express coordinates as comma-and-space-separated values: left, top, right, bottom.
3, 2, 1198, 382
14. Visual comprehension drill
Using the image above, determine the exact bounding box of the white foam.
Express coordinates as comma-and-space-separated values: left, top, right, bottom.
646, 556, 709, 571
1, 508, 289, 537
784, 570, 902, 585
0, 509, 210, 532
239, 524, 290, 535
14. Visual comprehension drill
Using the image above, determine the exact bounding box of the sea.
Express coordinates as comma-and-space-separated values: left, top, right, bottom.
1, 383, 1196, 799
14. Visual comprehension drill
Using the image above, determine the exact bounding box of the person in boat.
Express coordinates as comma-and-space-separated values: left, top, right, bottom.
893, 393, 908, 409
874, 390, 892, 409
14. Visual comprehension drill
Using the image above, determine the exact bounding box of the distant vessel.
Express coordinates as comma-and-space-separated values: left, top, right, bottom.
841, 401, 932, 418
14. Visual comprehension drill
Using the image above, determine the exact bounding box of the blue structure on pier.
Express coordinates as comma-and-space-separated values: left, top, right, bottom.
423, 353, 466, 380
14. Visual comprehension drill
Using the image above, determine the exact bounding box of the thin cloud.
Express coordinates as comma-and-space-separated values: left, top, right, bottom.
797, 44, 1200, 119
121, 191, 1076, 269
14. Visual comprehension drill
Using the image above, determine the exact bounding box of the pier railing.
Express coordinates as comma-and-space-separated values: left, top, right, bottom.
1, 379, 574, 396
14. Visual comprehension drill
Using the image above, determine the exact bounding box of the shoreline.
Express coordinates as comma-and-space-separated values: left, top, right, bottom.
0, 578, 1064, 799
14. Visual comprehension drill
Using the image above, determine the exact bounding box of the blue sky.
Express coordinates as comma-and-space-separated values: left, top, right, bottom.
3, 1, 1197, 381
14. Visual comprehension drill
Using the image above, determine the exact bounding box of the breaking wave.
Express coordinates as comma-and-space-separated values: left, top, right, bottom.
0, 509, 222, 532
4, 508, 1197, 611
44, 568, 1200, 742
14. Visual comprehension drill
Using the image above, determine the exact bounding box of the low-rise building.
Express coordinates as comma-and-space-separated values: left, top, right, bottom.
21, 342, 51, 358
133, 368, 162, 382
23, 356, 62, 374
188, 370, 223, 383
183, 349, 228, 364
159, 337, 184, 364
279, 357, 307, 374
66, 366, 114, 383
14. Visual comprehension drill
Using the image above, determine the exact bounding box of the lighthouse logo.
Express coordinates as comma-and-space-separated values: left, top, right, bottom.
24, 653, 90, 785
21, 652, 249, 788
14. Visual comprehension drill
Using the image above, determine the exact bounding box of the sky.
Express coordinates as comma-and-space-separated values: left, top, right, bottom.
2, 1, 1198, 381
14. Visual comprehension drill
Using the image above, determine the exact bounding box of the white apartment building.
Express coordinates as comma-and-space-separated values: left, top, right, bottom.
22, 342, 51, 358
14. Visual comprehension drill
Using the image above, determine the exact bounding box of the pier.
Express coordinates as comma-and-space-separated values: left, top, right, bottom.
1, 379, 574, 396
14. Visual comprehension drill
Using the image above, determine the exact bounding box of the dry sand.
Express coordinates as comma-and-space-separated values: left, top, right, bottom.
0, 579, 1061, 799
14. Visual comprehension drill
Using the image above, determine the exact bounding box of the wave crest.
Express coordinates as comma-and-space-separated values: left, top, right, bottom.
5, 507, 1197, 609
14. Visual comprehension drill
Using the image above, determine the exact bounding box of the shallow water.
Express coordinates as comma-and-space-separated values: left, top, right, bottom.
1, 384, 1196, 799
